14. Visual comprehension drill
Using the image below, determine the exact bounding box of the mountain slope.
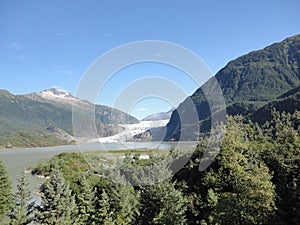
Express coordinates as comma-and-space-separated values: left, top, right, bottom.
249, 85, 300, 124
142, 108, 174, 121
0, 89, 139, 148
0, 90, 73, 148
25, 88, 139, 125
164, 34, 300, 140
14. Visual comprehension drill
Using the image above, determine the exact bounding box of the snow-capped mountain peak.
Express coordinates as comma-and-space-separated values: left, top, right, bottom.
40, 88, 71, 98
38, 88, 88, 105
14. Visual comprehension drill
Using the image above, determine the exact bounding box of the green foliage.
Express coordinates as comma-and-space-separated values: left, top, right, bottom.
216, 35, 300, 102
0, 157, 13, 221
24, 111, 299, 224
93, 183, 140, 225
212, 118, 275, 225
31, 153, 90, 193
111, 184, 140, 225
35, 169, 78, 225
96, 189, 114, 225
250, 86, 300, 124
9, 174, 34, 225
76, 175, 96, 225
260, 110, 300, 224
139, 180, 187, 225
174, 115, 277, 224
1, 34, 300, 224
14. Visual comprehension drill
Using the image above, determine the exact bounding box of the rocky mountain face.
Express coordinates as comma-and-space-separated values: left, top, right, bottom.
25, 88, 90, 106
162, 34, 300, 141
142, 108, 174, 121
0, 88, 139, 148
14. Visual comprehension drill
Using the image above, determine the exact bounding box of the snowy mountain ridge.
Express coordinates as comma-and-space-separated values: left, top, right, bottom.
37, 88, 89, 106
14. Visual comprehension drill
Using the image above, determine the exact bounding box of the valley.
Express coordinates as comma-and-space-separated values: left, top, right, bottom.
0, 34, 299, 225
2, 33, 300, 148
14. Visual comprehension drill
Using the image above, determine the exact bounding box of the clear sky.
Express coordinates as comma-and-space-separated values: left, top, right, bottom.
1, 0, 299, 119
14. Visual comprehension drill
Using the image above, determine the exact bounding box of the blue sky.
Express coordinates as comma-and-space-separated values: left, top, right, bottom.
1, 0, 299, 119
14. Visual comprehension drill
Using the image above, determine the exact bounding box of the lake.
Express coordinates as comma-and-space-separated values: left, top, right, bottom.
0, 141, 197, 192
0, 141, 197, 205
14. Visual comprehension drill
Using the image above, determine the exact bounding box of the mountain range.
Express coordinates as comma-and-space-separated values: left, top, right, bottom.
158, 34, 300, 141
0, 89, 138, 148
1, 34, 300, 147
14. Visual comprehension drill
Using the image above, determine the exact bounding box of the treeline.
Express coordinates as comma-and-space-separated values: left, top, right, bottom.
0, 111, 299, 224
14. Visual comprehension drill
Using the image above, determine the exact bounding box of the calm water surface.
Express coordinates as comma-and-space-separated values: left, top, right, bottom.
0, 141, 197, 199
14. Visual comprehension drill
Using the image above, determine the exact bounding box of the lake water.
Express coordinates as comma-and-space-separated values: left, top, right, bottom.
0, 142, 195, 188
0, 141, 197, 201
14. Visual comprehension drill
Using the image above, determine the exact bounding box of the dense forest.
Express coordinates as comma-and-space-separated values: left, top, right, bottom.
0, 110, 299, 224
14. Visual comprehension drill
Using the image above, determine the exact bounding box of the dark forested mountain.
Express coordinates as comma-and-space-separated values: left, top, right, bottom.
249, 85, 300, 124
164, 34, 300, 140
0, 89, 139, 148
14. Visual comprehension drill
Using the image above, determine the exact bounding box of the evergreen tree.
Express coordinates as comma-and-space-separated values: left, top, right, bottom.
0, 157, 13, 223
9, 173, 34, 225
139, 180, 187, 225
262, 110, 300, 224
35, 169, 78, 225
205, 116, 276, 224
112, 184, 139, 225
96, 189, 114, 225
174, 115, 276, 224
76, 175, 96, 225
95, 184, 139, 225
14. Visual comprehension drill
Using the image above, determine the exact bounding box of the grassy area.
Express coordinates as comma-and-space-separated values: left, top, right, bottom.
0, 131, 70, 149
30, 148, 170, 191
